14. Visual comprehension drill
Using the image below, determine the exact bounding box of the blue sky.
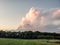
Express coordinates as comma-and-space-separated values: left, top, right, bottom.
0, 0, 60, 31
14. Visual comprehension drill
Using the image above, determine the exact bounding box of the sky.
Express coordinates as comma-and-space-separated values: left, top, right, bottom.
0, 0, 60, 32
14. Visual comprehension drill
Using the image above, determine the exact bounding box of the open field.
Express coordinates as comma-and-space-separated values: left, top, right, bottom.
0, 38, 60, 45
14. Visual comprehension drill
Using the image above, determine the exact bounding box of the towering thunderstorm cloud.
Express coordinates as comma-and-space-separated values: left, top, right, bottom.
17, 7, 60, 32
17, 7, 45, 31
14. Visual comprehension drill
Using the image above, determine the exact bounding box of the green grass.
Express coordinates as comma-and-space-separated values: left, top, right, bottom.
0, 38, 60, 45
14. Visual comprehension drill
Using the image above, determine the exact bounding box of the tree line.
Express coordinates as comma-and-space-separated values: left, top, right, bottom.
0, 30, 60, 39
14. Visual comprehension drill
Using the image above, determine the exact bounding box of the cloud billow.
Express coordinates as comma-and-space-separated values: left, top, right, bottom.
17, 7, 60, 32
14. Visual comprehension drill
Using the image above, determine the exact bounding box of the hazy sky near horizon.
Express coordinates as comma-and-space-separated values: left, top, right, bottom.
0, 0, 60, 32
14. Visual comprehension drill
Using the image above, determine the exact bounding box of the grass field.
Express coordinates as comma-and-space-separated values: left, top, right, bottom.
0, 38, 60, 45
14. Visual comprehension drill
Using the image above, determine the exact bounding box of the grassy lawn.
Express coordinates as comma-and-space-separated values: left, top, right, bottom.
0, 38, 60, 45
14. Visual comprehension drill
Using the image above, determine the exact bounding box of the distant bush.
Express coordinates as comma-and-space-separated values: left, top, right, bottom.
0, 30, 60, 39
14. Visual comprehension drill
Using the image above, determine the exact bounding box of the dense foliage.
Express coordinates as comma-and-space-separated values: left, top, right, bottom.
0, 30, 60, 39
